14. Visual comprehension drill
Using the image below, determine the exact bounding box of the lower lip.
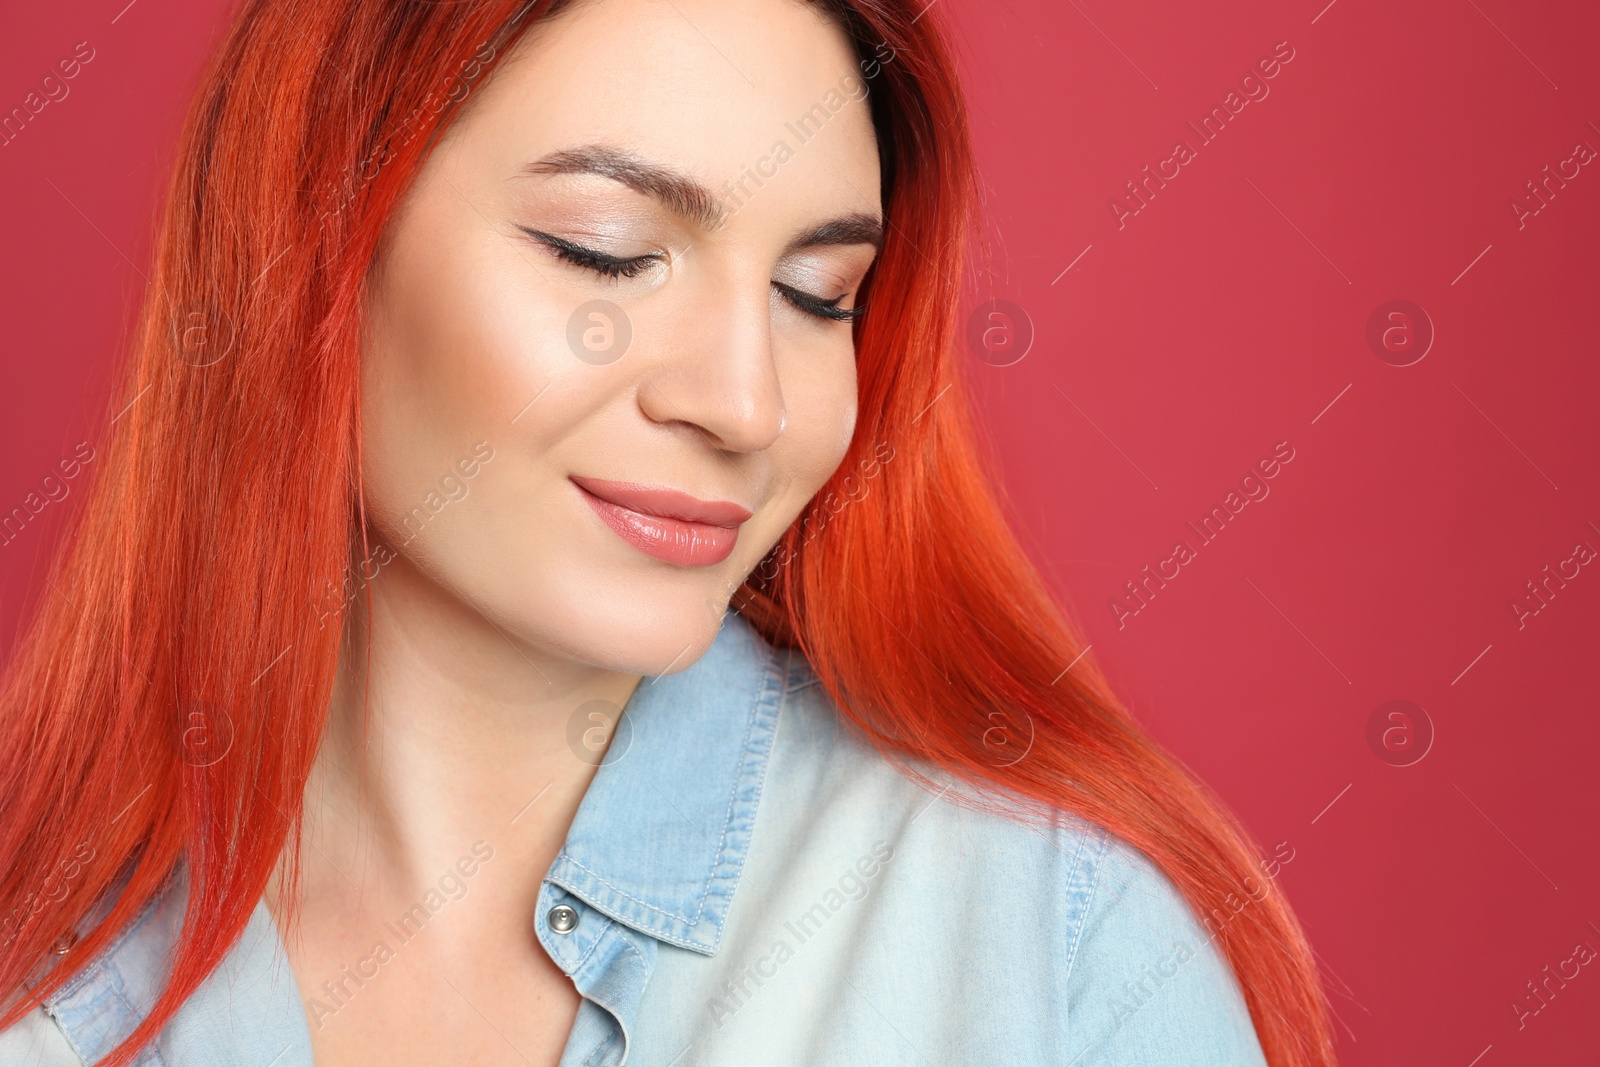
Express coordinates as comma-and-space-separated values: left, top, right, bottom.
574, 483, 741, 567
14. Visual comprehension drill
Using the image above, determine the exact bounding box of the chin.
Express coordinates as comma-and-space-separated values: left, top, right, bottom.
526, 592, 728, 678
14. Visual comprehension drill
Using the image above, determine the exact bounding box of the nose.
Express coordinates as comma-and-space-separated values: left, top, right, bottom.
635, 273, 786, 454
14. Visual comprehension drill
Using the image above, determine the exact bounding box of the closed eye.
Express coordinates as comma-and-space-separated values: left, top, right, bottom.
519, 227, 660, 279
771, 281, 864, 322
518, 227, 865, 323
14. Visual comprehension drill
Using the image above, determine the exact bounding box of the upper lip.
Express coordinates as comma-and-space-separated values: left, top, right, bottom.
570, 476, 754, 528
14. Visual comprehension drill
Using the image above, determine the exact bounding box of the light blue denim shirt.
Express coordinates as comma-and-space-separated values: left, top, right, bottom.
3, 612, 1268, 1066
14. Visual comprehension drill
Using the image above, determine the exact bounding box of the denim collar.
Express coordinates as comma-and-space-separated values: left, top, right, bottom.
543, 610, 788, 955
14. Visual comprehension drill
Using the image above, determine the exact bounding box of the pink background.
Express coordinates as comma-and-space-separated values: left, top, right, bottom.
2, 0, 1596, 1062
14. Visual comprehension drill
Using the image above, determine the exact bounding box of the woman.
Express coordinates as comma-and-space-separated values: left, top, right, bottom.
0, 0, 1336, 1064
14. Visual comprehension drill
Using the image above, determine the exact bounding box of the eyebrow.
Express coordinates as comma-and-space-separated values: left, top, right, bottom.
520, 144, 883, 253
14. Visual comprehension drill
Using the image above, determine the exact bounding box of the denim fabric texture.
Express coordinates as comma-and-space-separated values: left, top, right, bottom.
1, 611, 1269, 1066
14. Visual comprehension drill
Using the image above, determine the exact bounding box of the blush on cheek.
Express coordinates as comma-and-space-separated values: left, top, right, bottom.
815, 390, 860, 487
374, 194, 589, 451
784, 351, 858, 484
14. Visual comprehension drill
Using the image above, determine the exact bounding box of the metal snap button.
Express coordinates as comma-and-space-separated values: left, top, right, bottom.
51, 931, 78, 955
547, 904, 579, 934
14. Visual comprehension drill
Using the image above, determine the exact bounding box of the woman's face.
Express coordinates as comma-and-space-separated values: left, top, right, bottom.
359, 0, 881, 674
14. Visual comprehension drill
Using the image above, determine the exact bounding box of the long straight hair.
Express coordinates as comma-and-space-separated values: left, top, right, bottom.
0, 1, 1336, 1064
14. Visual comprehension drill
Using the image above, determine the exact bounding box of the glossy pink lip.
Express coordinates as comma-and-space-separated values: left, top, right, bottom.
570, 476, 752, 567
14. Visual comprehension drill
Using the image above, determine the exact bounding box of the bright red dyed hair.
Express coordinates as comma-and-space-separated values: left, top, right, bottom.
0, 1, 1336, 1064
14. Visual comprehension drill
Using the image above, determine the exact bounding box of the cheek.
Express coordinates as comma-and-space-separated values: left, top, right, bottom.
806, 347, 857, 470
815, 382, 859, 485
360, 188, 600, 526
768, 345, 858, 517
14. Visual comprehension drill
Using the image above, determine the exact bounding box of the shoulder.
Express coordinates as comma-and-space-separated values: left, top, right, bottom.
0, 866, 312, 1067
1057, 832, 1269, 1066
766, 650, 1267, 1065
0, 864, 167, 1067
0, 1004, 83, 1066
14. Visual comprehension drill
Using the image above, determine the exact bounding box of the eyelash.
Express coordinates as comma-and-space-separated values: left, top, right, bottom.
518, 227, 865, 323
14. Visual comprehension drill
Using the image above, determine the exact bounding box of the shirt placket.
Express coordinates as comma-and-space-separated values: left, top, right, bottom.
538, 882, 640, 1066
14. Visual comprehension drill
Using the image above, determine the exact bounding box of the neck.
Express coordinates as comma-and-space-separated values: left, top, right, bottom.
268, 551, 641, 922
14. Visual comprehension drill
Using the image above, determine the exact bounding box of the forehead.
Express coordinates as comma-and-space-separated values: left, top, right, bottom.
452, 0, 882, 211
